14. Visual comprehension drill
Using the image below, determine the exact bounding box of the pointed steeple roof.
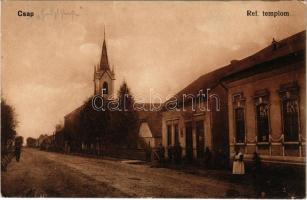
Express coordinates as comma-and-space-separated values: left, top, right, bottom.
99, 28, 110, 71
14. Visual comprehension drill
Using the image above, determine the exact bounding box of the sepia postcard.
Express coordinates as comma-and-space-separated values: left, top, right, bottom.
1, 1, 306, 198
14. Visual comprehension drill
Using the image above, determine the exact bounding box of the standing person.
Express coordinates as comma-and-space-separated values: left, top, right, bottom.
167, 145, 173, 163
145, 144, 152, 162
15, 136, 22, 162
174, 142, 182, 164
158, 143, 165, 162
204, 147, 212, 169
252, 152, 261, 170
252, 152, 263, 197
232, 148, 245, 180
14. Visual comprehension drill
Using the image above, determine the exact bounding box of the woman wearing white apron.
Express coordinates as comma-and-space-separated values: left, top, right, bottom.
233, 149, 245, 175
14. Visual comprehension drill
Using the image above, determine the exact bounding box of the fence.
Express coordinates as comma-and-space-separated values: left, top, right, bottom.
103, 146, 147, 161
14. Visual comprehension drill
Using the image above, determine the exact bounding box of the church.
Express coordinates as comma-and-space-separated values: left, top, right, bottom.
61, 32, 162, 157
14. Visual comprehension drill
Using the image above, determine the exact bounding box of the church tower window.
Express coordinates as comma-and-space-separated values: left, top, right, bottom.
103, 82, 109, 95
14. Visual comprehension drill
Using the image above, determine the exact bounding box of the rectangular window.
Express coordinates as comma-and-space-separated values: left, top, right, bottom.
256, 103, 269, 142
235, 108, 245, 143
174, 124, 179, 145
196, 121, 205, 159
167, 125, 172, 146
282, 99, 299, 141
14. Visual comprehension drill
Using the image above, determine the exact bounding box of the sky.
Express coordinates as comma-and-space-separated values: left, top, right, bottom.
1, 1, 306, 140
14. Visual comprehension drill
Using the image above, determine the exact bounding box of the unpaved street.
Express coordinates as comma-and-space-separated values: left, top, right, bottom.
2, 148, 254, 197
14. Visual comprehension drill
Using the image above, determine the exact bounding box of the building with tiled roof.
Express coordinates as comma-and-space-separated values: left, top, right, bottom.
162, 30, 305, 167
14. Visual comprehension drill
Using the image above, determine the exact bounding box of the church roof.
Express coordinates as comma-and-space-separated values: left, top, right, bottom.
136, 103, 162, 138
137, 110, 162, 138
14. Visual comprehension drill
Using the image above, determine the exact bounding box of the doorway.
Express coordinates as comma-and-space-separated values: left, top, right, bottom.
185, 122, 193, 161
196, 121, 205, 159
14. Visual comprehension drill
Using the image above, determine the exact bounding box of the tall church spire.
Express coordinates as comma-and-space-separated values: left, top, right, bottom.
99, 26, 110, 71
94, 26, 115, 97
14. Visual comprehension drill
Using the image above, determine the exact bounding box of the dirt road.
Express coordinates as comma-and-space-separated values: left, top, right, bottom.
1, 148, 254, 197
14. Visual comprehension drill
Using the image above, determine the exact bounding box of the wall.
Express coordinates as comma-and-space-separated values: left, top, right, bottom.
227, 62, 305, 164
138, 122, 160, 148
161, 86, 227, 160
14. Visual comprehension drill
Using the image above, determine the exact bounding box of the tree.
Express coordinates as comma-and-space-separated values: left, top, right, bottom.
117, 81, 134, 111
55, 123, 63, 132
79, 97, 110, 144
110, 81, 139, 148
1, 99, 18, 154
15, 136, 23, 147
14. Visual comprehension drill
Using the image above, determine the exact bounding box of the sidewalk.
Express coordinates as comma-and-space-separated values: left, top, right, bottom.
151, 161, 305, 198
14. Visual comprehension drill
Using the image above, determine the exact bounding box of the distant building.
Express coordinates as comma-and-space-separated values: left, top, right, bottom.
39, 135, 55, 151
26, 137, 37, 148
37, 134, 49, 148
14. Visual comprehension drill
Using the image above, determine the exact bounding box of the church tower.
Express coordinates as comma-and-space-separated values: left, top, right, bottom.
94, 30, 115, 99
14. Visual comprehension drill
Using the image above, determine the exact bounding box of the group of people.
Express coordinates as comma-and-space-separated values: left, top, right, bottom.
155, 144, 260, 175
232, 148, 267, 197
232, 148, 262, 176
154, 143, 183, 164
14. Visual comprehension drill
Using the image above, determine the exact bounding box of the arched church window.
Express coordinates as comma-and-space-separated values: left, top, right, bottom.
103, 82, 109, 95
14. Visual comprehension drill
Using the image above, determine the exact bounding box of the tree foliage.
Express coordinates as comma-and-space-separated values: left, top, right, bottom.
26, 137, 37, 148
110, 81, 139, 148
117, 81, 134, 111
79, 97, 110, 143
1, 99, 18, 154
64, 82, 140, 150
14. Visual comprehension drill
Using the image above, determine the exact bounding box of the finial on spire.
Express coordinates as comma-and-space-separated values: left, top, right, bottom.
99, 25, 110, 71
103, 23, 106, 41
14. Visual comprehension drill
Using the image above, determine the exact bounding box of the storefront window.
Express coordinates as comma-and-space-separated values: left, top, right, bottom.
167, 125, 172, 146
174, 124, 179, 145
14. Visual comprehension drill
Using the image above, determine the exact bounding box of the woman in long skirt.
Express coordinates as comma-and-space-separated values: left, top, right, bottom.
233, 148, 245, 175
